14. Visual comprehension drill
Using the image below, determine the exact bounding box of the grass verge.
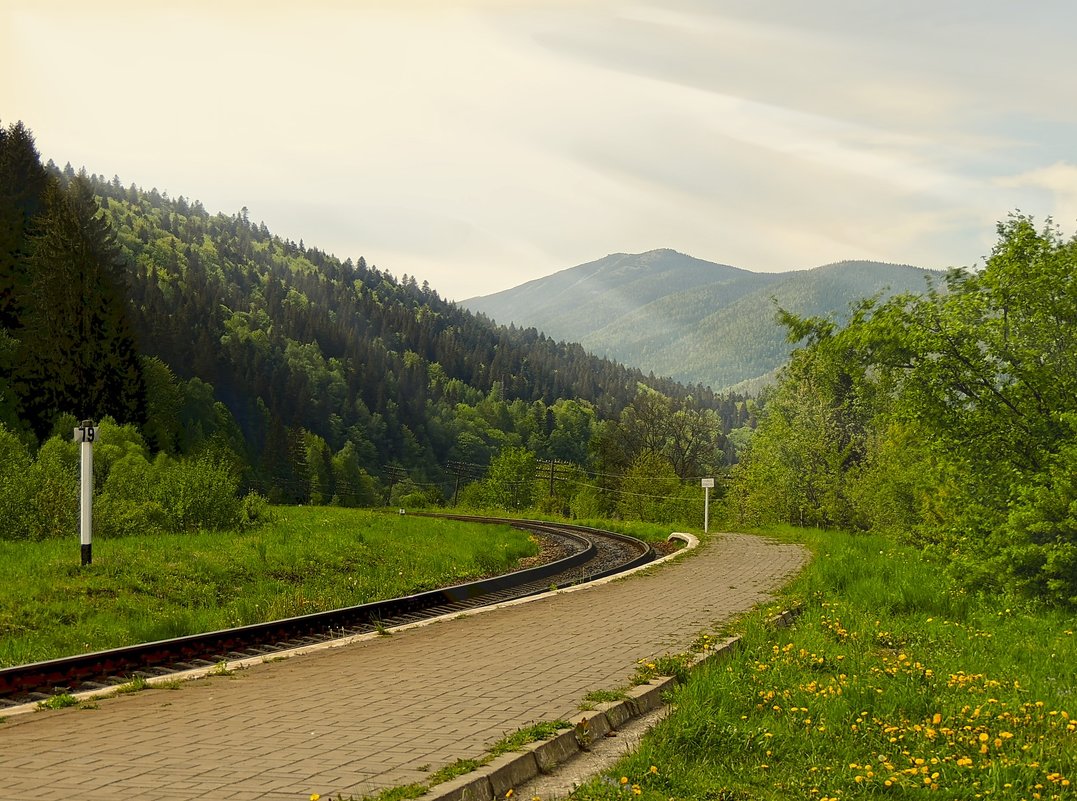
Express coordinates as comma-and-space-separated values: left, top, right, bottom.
568, 526, 1076, 801
0, 506, 537, 667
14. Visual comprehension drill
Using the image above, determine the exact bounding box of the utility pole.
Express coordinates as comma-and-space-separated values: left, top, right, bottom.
448, 460, 466, 506
538, 459, 568, 498
385, 465, 407, 505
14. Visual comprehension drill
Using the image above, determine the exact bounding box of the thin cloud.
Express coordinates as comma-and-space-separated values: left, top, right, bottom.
3, 0, 1076, 299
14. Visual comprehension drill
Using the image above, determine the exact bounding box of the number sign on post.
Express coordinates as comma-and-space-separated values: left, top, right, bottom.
73, 420, 97, 566
701, 478, 715, 534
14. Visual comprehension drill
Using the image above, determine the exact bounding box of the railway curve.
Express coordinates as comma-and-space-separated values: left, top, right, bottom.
0, 515, 657, 707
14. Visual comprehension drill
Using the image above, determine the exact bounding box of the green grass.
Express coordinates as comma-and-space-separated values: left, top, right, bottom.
488, 720, 571, 757
569, 526, 1077, 801
314, 719, 571, 801
423, 720, 573, 785
0, 506, 537, 667
584, 689, 630, 704
36, 693, 78, 710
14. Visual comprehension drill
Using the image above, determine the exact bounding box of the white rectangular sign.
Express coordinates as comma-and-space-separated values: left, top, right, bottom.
701, 478, 715, 488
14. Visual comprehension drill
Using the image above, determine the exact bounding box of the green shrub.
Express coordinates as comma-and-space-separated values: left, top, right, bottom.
154, 453, 240, 532
0, 424, 33, 540
396, 492, 428, 509
92, 418, 150, 488
95, 495, 168, 538
239, 491, 271, 527
28, 436, 78, 540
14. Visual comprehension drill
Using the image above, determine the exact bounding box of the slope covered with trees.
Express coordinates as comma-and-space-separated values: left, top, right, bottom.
1, 120, 749, 536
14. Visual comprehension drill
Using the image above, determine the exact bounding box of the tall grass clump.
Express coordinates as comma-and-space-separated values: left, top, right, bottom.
570, 527, 1076, 801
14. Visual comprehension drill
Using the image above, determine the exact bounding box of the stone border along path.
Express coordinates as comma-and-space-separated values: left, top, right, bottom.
0, 532, 808, 801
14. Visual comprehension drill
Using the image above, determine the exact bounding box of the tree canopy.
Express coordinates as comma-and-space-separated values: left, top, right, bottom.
733, 214, 1077, 607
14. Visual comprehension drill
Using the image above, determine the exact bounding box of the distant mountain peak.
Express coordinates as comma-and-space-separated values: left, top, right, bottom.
463, 252, 942, 392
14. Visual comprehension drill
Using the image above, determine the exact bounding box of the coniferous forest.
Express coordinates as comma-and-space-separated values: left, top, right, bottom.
0, 120, 749, 537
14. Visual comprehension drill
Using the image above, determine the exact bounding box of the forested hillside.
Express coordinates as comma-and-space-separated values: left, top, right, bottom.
465, 250, 941, 390
1, 120, 748, 529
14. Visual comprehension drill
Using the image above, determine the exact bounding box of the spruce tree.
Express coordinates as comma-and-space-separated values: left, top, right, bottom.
14, 174, 145, 437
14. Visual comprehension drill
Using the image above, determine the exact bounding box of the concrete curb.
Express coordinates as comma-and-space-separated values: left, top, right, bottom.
421, 606, 798, 801
2, 531, 701, 719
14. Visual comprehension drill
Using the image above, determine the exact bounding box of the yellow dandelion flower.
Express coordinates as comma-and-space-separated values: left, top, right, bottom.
311, 795, 321, 801
649, 766, 658, 774
621, 777, 629, 785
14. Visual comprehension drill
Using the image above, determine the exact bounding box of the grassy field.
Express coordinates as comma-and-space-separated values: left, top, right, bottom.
0, 507, 538, 667
569, 527, 1076, 801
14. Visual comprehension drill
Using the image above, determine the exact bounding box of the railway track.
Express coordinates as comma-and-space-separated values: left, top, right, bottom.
0, 516, 655, 708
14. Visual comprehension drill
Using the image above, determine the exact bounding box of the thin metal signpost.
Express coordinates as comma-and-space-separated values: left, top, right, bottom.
701, 477, 714, 534
73, 420, 97, 566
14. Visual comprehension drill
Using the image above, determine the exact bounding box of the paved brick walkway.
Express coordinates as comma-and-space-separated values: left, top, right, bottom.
0, 533, 807, 801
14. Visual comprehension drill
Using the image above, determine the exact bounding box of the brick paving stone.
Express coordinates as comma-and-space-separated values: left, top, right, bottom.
0, 533, 806, 801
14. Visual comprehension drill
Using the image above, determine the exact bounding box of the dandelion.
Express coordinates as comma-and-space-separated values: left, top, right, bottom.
310, 795, 321, 801
621, 777, 629, 785
649, 766, 658, 774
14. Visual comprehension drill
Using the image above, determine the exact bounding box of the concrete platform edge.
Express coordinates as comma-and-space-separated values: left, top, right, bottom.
419, 606, 797, 801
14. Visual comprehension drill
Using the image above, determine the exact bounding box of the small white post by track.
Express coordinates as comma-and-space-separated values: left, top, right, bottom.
701, 477, 714, 534
74, 420, 97, 566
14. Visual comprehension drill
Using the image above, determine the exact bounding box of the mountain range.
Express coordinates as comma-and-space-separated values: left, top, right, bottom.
463, 249, 943, 391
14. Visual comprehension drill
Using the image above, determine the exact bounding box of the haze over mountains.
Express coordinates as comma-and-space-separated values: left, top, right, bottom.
464, 249, 942, 392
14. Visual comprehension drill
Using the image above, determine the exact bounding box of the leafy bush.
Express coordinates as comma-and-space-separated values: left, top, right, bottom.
154, 453, 241, 532
0, 424, 34, 540
95, 495, 168, 538
239, 491, 271, 527
0, 423, 255, 539
27, 436, 78, 540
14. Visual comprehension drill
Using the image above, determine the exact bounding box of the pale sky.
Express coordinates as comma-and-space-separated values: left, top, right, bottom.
4, 1, 1077, 300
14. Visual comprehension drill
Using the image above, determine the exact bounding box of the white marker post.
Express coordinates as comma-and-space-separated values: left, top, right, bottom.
701, 478, 714, 535
73, 420, 97, 566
